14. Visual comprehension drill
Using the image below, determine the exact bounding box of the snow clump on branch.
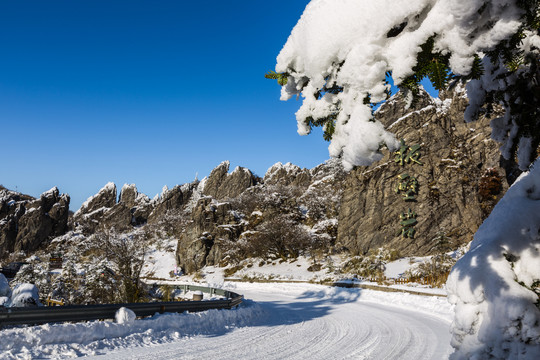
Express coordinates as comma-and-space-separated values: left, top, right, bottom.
276, 0, 536, 169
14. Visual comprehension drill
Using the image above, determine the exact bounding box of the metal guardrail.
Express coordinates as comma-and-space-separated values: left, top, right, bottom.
0, 284, 243, 327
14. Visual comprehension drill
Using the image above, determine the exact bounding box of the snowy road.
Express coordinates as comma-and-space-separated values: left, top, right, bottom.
87, 283, 453, 360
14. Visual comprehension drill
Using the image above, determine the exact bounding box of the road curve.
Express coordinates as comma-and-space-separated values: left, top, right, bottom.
90, 282, 452, 360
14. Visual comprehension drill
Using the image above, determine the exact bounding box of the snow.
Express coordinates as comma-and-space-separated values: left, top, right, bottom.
142, 241, 179, 281
0, 282, 452, 359
115, 307, 136, 324
225, 257, 333, 282
8, 283, 42, 307
276, 0, 534, 170
385, 258, 415, 279
446, 159, 540, 359
263, 162, 304, 182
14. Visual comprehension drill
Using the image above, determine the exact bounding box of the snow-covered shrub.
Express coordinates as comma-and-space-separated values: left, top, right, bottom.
309, 219, 338, 256
403, 232, 457, 286
447, 161, 540, 359
145, 209, 189, 240
11, 260, 51, 300
298, 183, 342, 224
81, 259, 118, 304
230, 184, 304, 221
96, 231, 147, 303
234, 215, 311, 262
405, 254, 455, 287
50, 258, 84, 305
342, 248, 399, 279
8, 283, 42, 307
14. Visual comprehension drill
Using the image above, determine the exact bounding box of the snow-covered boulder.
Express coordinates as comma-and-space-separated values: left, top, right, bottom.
8, 283, 42, 307
115, 307, 136, 324
447, 161, 540, 359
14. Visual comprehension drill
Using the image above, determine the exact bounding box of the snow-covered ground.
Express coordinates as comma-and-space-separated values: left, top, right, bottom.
0, 282, 453, 359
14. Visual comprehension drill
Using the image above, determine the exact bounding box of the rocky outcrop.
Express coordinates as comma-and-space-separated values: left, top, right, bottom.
263, 162, 312, 188
147, 183, 197, 223
174, 160, 345, 273
336, 86, 508, 256
73, 181, 198, 232
175, 197, 241, 273
76, 182, 117, 216
119, 184, 153, 226
0, 187, 70, 257
202, 161, 258, 200
73, 183, 118, 232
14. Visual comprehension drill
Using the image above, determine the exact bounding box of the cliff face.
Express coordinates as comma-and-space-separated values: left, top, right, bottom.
336, 86, 508, 256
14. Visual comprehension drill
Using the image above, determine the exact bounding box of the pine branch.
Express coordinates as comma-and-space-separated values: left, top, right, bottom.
265, 70, 288, 86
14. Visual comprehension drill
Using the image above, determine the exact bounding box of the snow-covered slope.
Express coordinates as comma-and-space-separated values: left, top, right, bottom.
447, 160, 540, 359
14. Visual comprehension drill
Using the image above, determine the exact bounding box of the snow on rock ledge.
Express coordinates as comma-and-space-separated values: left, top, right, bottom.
263, 162, 311, 188
75, 182, 117, 217
447, 161, 540, 359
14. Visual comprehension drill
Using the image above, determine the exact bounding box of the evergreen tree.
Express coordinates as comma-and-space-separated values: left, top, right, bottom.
271, 0, 540, 171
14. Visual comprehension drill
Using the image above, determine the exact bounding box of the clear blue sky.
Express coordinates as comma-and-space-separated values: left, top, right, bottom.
1, 1, 437, 211
1, 0, 331, 210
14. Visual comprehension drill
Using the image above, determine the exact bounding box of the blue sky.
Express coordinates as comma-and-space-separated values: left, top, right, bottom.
1, 1, 437, 210
1, 0, 332, 209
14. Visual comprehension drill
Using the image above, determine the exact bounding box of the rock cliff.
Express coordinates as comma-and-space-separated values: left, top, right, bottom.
336, 86, 509, 256
0, 186, 70, 257
72, 182, 195, 233
202, 161, 259, 200
174, 159, 345, 273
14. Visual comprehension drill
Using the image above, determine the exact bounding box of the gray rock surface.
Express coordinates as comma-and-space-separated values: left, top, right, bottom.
202, 161, 258, 200
76, 182, 117, 216
263, 162, 312, 188
336, 86, 508, 256
175, 197, 241, 273
147, 183, 197, 224
0, 187, 70, 257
